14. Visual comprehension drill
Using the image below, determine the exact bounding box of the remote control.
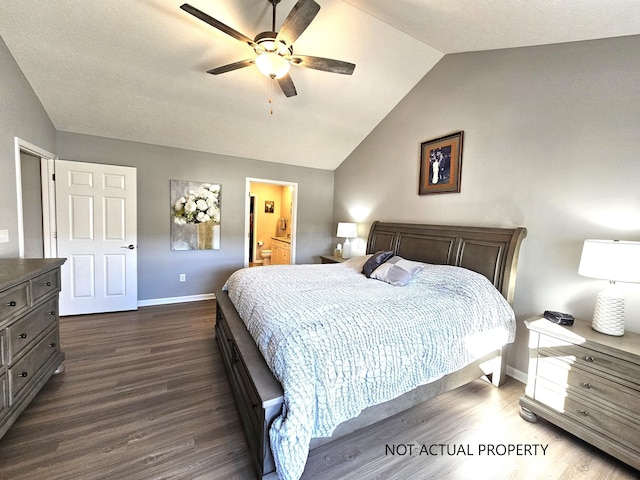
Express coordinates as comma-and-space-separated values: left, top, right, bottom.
543, 310, 574, 325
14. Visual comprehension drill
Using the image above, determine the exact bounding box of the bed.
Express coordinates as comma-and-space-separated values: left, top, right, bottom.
215, 221, 527, 480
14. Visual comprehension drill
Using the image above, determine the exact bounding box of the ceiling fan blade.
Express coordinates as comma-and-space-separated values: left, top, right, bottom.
290, 55, 356, 75
180, 3, 257, 48
276, 0, 320, 47
207, 58, 256, 75
277, 74, 297, 97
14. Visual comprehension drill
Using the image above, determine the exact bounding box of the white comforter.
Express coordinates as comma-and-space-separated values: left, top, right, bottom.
223, 256, 516, 480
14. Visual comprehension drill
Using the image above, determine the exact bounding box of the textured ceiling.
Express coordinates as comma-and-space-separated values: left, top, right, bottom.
1, 1, 639, 170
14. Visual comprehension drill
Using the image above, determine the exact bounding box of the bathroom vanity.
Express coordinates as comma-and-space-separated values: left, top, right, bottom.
271, 237, 290, 265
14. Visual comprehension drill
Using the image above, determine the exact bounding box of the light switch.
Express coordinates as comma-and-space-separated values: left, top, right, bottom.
0, 230, 8, 243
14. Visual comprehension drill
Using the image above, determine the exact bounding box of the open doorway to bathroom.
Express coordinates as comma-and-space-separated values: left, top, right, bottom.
245, 178, 298, 267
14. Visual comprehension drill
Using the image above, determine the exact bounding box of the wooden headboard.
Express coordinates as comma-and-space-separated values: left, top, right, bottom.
366, 221, 527, 304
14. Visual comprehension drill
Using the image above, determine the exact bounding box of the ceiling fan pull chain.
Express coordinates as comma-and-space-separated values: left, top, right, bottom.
269, 78, 274, 115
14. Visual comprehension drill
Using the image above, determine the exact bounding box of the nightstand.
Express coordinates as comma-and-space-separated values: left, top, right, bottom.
519, 315, 640, 470
319, 255, 345, 264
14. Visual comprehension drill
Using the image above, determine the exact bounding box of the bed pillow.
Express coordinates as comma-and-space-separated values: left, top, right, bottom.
370, 256, 426, 286
362, 250, 395, 277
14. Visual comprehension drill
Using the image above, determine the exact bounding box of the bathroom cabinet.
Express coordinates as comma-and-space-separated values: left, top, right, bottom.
271, 238, 290, 265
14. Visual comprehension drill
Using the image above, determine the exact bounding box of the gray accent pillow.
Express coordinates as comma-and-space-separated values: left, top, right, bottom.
370, 256, 426, 286
362, 250, 395, 278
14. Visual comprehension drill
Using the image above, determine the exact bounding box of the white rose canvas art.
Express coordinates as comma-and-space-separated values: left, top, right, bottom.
170, 179, 221, 250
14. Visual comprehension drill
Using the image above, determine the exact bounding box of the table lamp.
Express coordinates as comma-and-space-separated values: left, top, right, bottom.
337, 222, 358, 258
578, 239, 640, 336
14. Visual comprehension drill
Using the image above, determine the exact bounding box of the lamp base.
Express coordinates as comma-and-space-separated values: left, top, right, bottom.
342, 242, 352, 259
591, 285, 625, 336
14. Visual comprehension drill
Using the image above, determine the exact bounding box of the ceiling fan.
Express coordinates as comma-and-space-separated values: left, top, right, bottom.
180, 0, 356, 98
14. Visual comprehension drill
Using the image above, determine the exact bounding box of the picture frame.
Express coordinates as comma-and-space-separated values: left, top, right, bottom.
170, 179, 221, 251
265, 200, 274, 213
419, 131, 464, 195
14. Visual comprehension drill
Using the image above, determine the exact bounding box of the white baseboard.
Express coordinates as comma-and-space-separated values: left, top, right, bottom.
137, 293, 216, 307
507, 365, 527, 384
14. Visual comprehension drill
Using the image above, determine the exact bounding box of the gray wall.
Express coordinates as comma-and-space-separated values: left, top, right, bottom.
0, 36, 56, 257
57, 132, 334, 301
334, 35, 640, 375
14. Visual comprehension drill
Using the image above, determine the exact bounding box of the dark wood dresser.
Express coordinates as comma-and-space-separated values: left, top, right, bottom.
520, 316, 640, 470
0, 258, 66, 439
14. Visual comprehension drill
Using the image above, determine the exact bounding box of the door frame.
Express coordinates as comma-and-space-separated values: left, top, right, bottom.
245, 177, 298, 267
13, 137, 57, 258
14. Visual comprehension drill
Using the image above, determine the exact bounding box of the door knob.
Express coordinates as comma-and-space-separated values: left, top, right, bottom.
121, 244, 135, 250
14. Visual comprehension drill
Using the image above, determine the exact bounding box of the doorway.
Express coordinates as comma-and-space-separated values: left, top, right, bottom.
19, 151, 45, 258
13, 137, 56, 259
245, 178, 298, 267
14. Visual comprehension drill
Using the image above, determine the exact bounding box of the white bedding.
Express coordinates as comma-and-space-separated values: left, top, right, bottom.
223, 256, 516, 480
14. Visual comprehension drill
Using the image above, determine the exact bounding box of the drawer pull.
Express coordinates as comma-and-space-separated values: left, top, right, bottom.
19, 333, 27, 339
49, 311, 56, 316
578, 409, 589, 417
7, 300, 17, 307
581, 382, 592, 389
49, 342, 57, 348
20, 371, 28, 378
44, 281, 52, 287
583, 355, 595, 362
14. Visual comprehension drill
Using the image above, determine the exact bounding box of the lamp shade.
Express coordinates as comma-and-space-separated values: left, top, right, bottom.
578, 239, 640, 283
336, 222, 357, 239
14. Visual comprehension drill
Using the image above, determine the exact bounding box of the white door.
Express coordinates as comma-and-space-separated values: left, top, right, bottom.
55, 160, 137, 315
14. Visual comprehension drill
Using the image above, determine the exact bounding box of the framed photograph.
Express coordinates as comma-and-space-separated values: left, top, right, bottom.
419, 131, 464, 195
265, 200, 274, 213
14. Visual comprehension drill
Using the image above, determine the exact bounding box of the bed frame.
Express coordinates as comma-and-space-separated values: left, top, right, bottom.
215, 221, 527, 479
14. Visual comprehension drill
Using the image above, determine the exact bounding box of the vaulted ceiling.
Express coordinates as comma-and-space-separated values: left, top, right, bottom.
1, 1, 639, 170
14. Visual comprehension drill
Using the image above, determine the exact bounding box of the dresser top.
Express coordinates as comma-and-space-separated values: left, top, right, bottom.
526, 315, 640, 359
0, 258, 66, 292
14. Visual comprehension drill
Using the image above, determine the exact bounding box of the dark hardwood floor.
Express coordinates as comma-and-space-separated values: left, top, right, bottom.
0, 300, 636, 479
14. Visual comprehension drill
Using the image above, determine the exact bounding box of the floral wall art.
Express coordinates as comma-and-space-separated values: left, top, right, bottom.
170, 179, 221, 250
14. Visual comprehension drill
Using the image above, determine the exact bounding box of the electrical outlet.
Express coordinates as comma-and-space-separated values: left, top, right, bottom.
0, 229, 8, 243
179, 274, 186, 282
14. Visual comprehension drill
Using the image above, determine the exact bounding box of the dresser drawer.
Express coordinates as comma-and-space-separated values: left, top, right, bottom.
6, 297, 58, 363
563, 395, 640, 453
0, 282, 30, 324
536, 354, 640, 420
8, 327, 60, 403
31, 269, 60, 304
533, 379, 640, 449
0, 374, 7, 420
214, 298, 282, 477
216, 313, 262, 436
0, 330, 4, 367
538, 336, 640, 383
231, 342, 263, 438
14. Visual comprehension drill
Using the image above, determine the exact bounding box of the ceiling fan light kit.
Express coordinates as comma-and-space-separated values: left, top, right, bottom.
255, 52, 291, 79
180, 0, 355, 99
